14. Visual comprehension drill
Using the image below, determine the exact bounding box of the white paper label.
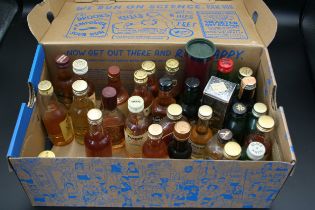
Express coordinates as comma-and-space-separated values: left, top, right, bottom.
210, 82, 228, 93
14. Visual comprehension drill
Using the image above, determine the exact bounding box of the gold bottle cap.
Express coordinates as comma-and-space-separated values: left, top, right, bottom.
165, 58, 179, 73
148, 124, 163, 139
38, 150, 55, 158
134, 70, 148, 84
141, 61, 156, 75
241, 76, 256, 90
72, 59, 88, 75
38, 80, 54, 96
238, 67, 253, 80
252, 102, 267, 118
167, 104, 183, 120
87, 108, 103, 125
72, 80, 88, 96
246, 141, 266, 161
128, 96, 144, 113
173, 121, 191, 141
198, 105, 213, 120
257, 115, 275, 133
223, 141, 242, 160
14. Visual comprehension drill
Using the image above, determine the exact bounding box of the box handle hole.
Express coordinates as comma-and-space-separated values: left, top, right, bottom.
252, 11, 258, 24
47, 11, 54, 24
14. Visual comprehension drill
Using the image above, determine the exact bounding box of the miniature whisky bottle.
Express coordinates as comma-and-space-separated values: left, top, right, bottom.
69, 80, 95, 144
168, 121, 192, 159
151, 77, 176, 123
204, 129, 233, 160
241, 141, 266, 161
85, 109, 112, 157
124, 96, 150, 158
223, 141, 242, 160
107, 65, 129, 117
189, 105, 214, 159
237, 67, 253, 86
237, 76, 256, 109
246, 102, 267, 134
164, 58, 182, 98
142, 124, 168, 158
141, 61, 159, 97
72, 59, 96, 105
37, 80, 74, 146
101, 86, 125, 149
216, 58, 234, 81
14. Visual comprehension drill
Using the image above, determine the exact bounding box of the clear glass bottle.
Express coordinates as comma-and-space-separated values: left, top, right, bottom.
107, 65, 129, 117
72, 59, 96, 105
141, 61, 159, 97
241, 141, 266, 161
225, 102, 248, 144
85, 109, 112, 157
246, 102, 267, 135
69, 80, 95, 144
164, 58, 182, 98
216, 58, 234, 81
189, 105, 214, 159
132, 70, 153, 118
37, 80, 74, 146
223, 141, 242, 160
168, 121, 192, 159
152, 77, 176, 123
180, 77, 201, 123
237, 76, 256, 110
204, 129, 233, 160
124, 96, 150, 158
159, 104, 188, 146
101, 86, 125, 149
142, 124, 168, 158
53, 54, 74, 109
244, 115, 275, 160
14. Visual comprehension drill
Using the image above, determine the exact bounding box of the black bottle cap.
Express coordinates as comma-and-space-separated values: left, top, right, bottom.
185, 77, 200, 91
159, 77, 173, 91
218, 129, 233, 144
232, 102, 247, 115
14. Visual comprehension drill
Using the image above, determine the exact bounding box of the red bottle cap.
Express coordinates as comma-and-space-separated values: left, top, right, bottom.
217, 58, 234, 74
102, 86, 117, 110
108, 66, 120, 78
55, 54, 70, 69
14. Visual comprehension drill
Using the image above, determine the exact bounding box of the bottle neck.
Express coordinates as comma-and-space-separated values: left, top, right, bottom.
196, 118, 210, 135
134, 82, 148, 91
39, 94, 59, 111
183, 89, 199, 104
73, 93, 88, 101
159, 89, 172, 98
147, 73, 156, 84
108, 76, 122, 91
57, 68, 73, 80
238, 88, 255, 102
174, 139, 189, 152
89, 123, 104, 136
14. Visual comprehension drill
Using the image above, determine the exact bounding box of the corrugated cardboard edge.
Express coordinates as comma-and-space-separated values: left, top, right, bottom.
243, 0, 277, 46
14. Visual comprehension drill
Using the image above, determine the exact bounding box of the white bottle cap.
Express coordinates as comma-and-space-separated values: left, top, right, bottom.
198, 105, 213, 120
148, 124, 163, 139
128, 96, 144, 113
73, 59, 88, 75
38, 80, 54, 96
246, 141, 266, 161
72, 80, 88, 96
87, 108, 103, 125
167, 104, 183, 120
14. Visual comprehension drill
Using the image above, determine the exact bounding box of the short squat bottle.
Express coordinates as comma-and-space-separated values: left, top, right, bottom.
247, 102, 267, 134
37, 80, 74, 146
225, 102, 247, 144
132, 70, 154, 117
164, 58, 182, 98
124, 96, 150, 158
85, 109, 112, 157
241, 141, 266, 161
101, 86, 125, 149
72, 59, 96, 105
141, 61, 159, 97
142, 124, 168, 158
168, 121, 192, 159
216, 58, 234, 81
151, 77, 176, 123
244, 115, 275, 160
69, 80, 95, 144
107, 66, 129, 117
223, 141, 242, 160
204, 129, 233, 160
190, 105, 214, 159
180, 77, 201, 123
160, 104, 188, 146
53, 54, 74, 108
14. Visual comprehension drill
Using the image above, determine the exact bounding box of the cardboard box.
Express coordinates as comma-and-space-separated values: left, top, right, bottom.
7, 0, 296, 208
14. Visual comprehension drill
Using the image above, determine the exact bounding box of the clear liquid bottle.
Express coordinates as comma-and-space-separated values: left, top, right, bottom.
72, 59, 96, 105
168, 121, 192, 159
204, 129, 233, 160
37, 80, 74, 146
141, 61, 159, 97
142, 124, 168, 158
164, 58, 182, 98
69, 80, 95, 144
124, 96, 150, 158
223, 141, 242, 160
101, 86, 125, 149
85, 109, 112, 157
190, 105, 214, 159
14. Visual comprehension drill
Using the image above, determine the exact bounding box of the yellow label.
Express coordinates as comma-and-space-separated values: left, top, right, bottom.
124, 128, 147, 157
143, 103, 152, 117
89, 93, 96, 105
211, 82, 228, 93
59, 116, 74, 142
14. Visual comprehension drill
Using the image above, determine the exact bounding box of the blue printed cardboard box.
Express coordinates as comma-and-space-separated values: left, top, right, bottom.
7, 0, 296, 208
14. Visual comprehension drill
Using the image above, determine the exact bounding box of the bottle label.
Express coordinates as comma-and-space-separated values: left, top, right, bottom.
89, 93, 96, 105
189, 140, 206, 157
59, 116, 74, 142
143, 103, 152, 117
124, 128, 148, 156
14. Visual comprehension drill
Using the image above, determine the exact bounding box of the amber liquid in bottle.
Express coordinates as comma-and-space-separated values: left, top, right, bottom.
85, 109, 112, 157
142, 61, 159, 97
101, 86, 125, 149
107, 66, 129, 117
37, 80, 74, 146
142, 124, 168, 158
204, 129, 233, 160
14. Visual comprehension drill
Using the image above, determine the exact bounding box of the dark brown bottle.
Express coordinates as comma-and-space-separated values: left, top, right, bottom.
168, 121, 192, 159
237, 76, 256, 109
142, 124, 168, 158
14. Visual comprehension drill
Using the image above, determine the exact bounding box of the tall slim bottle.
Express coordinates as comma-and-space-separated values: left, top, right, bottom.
237, 76, 256, 109
164, 58, 182, 98
141, 61, 159, 97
